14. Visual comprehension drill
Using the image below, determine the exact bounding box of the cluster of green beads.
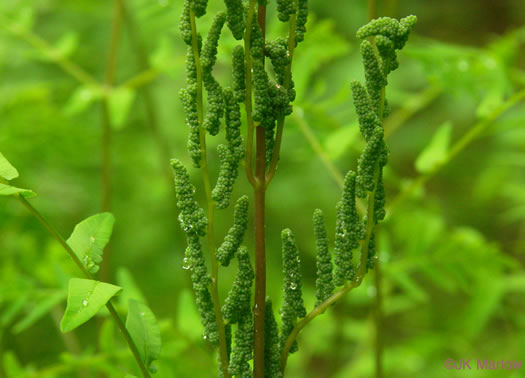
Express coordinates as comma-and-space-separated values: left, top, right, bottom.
306, 15, 417, 307
225, 248, 254, 376
264, 299, 282, 378
216, 196, 249, 266
280, 229, 307, 354
313, 209, 334, 305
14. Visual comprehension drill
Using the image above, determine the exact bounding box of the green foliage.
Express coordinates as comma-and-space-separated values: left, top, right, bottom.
66, 212, 115, 274
60, 278, 122, 333
126, 299, 162, 374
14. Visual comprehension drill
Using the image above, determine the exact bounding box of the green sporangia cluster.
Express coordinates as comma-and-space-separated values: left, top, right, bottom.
304, 16, 416, 310
313, 209, 334, 305
222, 246, 254, 323
276, 0, 296, 22
202, 12, 226, 136
264, 299, 282, 378
216, 195, 249, 266
171, 159, 207, 236
333, 171, 364, 286
224, 0, 245, 40
280, 229, 307, 354
185, 234, 219, 344
171, 159, 218, 343
225, 247, 254, 376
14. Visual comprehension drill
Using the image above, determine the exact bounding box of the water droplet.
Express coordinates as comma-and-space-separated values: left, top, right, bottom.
82, 300, 88, 306
203, 335, 208, 340
290, 282, 297, 290
182, 257, 192, 270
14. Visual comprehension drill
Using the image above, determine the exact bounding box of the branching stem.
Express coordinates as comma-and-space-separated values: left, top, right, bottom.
244, 0, 257, 188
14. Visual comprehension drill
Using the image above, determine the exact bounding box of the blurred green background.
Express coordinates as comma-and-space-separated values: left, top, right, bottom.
1, 0, 525, 377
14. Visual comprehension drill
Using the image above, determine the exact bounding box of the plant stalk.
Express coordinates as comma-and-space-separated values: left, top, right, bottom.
253, 5, 268, 378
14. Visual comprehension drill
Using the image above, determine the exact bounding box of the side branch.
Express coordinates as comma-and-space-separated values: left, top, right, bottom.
189, 10, 231, 377
243, 0, 257, 187
266, 7, 298, 185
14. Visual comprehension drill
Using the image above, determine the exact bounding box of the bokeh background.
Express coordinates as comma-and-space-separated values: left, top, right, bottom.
1, 0, 525, 377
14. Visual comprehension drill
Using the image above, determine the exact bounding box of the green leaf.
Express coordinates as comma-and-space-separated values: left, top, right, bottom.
476, 89, 503, 118
66, 213, 115, 274
13, 291, 67, 333
0, 152, 19, 180
3, 351, 24, 377
415, 121, 452, 174
323, 122, 360, 160
60, 278, 122, 333
108, 87, 136, 130
0, 183, 36, 198
1, 295, 30, 326
117, 267, 148, 309
54, 32, 78, 58
126, 299, 161, 373
63, 85, 103, 116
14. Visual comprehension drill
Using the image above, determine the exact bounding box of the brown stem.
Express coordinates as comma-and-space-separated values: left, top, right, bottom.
253, 5, 267, 378
253, 126, 267, 378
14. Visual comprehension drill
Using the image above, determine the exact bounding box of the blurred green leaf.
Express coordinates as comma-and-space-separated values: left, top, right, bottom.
63, 85, 103, 116
108, 87, 136, 130
0, 183, 36, 198
60, 278, 122, 333
0, 152, 19, 180
117, 266, 148, 309
415, 121, 452, 174
66, 213, 115, 275
323, 122, 360, 160
13, 290, 66, 333
1, 295, 30, 326
126, 299, 161, 373
53, 32, 78, 59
